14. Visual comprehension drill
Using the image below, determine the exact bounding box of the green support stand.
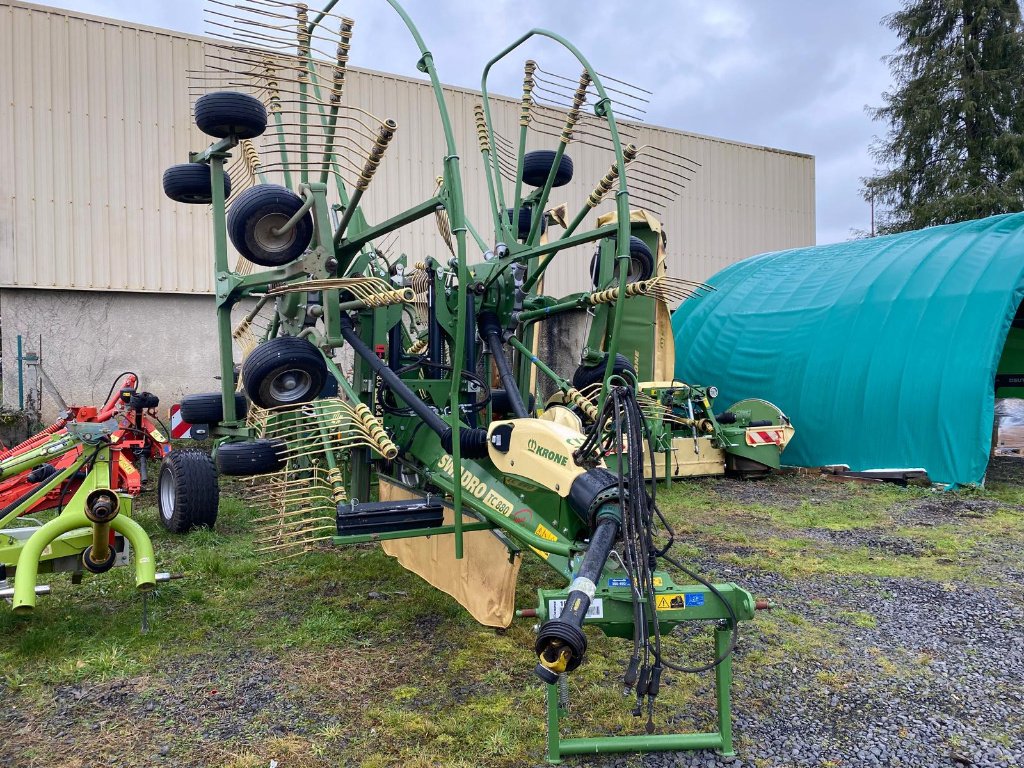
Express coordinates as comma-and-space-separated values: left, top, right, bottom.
545, 622, 736, 763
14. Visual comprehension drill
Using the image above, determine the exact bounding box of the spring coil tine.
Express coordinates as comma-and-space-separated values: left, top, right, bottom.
295, 4, 310, 78
561, 70, 591, 145
566, 388, 599, 421
356, 120, 397, 191
521, 59, 536, 127
354, 402, 398, 459
331, 17, 354, 103
473, 103, 490, 153
587, 143, 639, 208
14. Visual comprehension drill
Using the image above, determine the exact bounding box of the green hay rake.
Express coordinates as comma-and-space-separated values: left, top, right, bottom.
161, 1, 769, 760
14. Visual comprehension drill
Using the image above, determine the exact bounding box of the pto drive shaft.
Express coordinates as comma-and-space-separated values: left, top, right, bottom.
534, 508, 620, 683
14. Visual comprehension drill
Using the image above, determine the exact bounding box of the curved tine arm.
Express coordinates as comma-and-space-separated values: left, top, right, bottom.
481, 29, 631, 413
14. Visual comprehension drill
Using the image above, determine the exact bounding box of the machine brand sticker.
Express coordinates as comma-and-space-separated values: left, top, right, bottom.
483, 488, 514, 515
607, 577, 664, 588
549, 598, 604, 620
655, 594, 688, 611
526, 438, 568, 466
685, 593, 705, 607
437, 455, 494, 502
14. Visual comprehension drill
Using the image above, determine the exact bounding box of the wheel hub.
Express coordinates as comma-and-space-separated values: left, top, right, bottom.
269, 368, 313, 403
253, 212, 297, 253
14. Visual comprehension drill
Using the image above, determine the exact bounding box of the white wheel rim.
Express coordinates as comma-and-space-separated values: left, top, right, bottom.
159, 467, 175, 521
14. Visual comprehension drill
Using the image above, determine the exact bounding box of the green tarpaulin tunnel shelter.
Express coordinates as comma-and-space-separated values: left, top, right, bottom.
671, 213, 1024, 487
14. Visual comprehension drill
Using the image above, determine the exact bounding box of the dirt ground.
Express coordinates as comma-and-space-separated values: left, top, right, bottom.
2, 460, 1023, 768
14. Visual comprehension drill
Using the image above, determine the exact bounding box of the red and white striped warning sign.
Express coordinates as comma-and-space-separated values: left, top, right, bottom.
168, 404, 192, 439
745, 428, 786, 446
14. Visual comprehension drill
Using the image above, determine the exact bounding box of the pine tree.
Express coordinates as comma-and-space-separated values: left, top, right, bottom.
863, 0, 1024, 234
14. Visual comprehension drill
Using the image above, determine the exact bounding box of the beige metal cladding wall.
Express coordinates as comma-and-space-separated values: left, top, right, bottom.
0, 1, 814, 298
0, 1, 215, 293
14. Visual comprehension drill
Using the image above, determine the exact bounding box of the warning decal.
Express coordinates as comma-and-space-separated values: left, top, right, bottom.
655, 594, 687, 611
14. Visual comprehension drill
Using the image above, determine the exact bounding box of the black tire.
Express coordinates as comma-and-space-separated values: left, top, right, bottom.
227, 184, 313, 267
522, 150, 574, 188
505, 206, 546, 240
571, 353, 637, 391
590, 236, 655, 287
216, 439, 287, 476
162, 163, 231, 205
81, 544, 117, 574
194, 91, 268, 140
241, 336, 327, 409
179, 392, 248, 424
157, 450, 219, 533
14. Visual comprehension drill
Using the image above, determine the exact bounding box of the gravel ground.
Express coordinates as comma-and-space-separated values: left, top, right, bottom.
4, 462, 1024, 767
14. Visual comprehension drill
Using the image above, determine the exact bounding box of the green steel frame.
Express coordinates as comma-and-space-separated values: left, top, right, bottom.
183, 1, 759, 760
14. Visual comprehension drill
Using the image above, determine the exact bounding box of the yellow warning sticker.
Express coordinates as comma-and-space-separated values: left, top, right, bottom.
118, 455, 136, 476
655, 594, 687, 611
534, 523, 559, 542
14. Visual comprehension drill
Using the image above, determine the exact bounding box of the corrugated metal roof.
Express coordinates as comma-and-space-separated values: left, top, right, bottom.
0, 0, 815, 297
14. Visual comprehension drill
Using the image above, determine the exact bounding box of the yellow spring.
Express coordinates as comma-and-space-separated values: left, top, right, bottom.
407, 337, 428, 355
587, 143, 639, 208
327, 466, 348, 503
263, 59, 281, 114
587, 280, 652, 305
354, 402, 398, 459
241, 139, 262, 175
521, 59, 536, 127
331, 18, 354, 103
356, 120, 397, 191
296, 5, 310, 78
561, 71, 592, 144
473, 104, 490, 152
360, 287, 415, 308
566, 388, 599, 421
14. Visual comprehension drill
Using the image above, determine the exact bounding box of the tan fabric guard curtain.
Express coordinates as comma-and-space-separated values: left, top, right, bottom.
379, 481, 522, 628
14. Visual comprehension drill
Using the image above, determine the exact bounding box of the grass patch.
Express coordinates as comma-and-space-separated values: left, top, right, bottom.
2, 471, 1021, 765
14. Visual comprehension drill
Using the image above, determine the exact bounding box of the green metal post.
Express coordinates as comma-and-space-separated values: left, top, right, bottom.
210, 152, 239, 424
546, 682, 563, 764
16, 335, 23, 410
715, 623, 735, 755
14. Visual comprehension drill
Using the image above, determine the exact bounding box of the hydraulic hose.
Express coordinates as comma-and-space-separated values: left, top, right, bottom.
478, 312, 529, 418
338, 314, 488, 457
534, 509, 620, 682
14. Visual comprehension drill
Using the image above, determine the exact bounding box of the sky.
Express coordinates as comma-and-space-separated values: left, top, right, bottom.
41, 0, 903, 245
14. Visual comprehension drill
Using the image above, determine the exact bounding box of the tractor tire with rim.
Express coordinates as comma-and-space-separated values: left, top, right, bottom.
162, 163, 231, 205
571, 353, 637, 391
590, 236, 655, 287
157, 450, 219, 533
227, 184, 313, 267
522, 150, 574, 188
241, 336, 327, 409
179, 392, 248, 425
216, 439, 287, 476
194, 91, 268, 140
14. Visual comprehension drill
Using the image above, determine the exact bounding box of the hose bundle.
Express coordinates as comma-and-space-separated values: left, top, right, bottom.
573, 384, 738, 731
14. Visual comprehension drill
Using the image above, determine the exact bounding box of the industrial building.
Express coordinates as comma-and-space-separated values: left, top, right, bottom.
0, 0, 815, 418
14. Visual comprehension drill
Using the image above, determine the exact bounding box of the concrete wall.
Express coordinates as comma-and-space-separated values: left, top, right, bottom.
0, 289, 222, 418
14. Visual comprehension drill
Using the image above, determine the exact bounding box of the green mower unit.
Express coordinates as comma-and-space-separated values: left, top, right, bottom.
166, 1, 771, 760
